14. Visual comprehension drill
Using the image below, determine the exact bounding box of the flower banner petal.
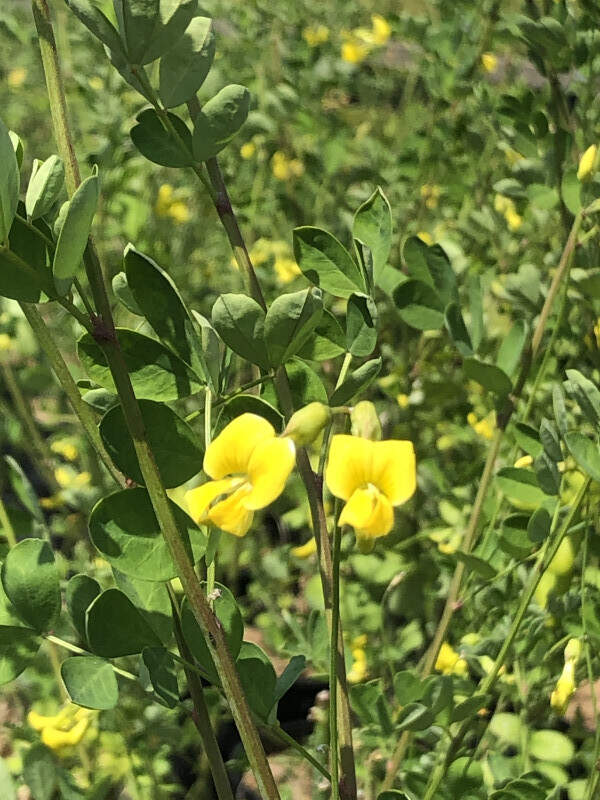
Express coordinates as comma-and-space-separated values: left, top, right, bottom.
325, 434, 371, 500
244, 436, 296, 510
203, 413, 275, 479
369, 440, 416, 506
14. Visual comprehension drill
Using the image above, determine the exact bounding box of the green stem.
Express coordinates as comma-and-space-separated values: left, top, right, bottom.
0, 493, 17, 548
582, 517, 600, 800
329, 506, 342, 800
46, 634, 136, 680
265, 724, 331, 783
185, 372, 276, 423
33, 5, 280, 798
19, 303, 124, 487
204, 387, 217, 602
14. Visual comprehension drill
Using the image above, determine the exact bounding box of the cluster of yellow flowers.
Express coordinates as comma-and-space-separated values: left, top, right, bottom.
494, 194, 522, 231
347, 634, 368, 683
435, 642, 468, 676
41, 467, 91, 509
341, 15, 391, 64
467, 410, 496, 441
185, 403, 416, 553
0, 333, 13, 351
7, 68, 27, 88
271, 150, 305, 182
51, 439, 79, 462
247, 238, 301, 283
28, 705, 97, 753
420, 184, 441, 210
302, 24, 330, 48
550, 638, 582, 714
154, 183, 190, 224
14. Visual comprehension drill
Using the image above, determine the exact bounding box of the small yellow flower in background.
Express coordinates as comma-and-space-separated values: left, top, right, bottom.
371, 15, 391, 45
504, 147, 524, 166
461, 632, 480, 647
325, 434, 416, 551
341, 38, 370, 64
7, 68, 27, 88
88, 76, 104, 91
155, 184, 190, 224
302, 24, 330, 47
416, 231, 433, 246
505, 208, 522, 231
28, 705, 96, 754
240, 141, 256, 159
435, 642, 468, 676
481, 52, 498, 73
493, 194, 511, 214
291, 537, 318, 558
274, 256, 301, 283
577, 144, 597, 182
396, 393, 410, 409
514, 454, 533, 469
420, 184, 441, 210
0, 333, 13, 351
437, 530, 462, 555
494, 194, 522, 231
51, 439, 79, 462
186, 414, 296, 537
550, 637, 582, 713
467, 411, 496, 441
347, 634, 368, 683
40, 494, 64, 510
55, 467, 90, 489
271, 151, 305, 181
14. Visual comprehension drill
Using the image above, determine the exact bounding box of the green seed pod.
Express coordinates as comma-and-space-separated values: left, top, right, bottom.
283, 402, 331, 446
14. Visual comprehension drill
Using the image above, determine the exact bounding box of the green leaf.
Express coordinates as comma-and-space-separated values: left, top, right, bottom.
211, 293, 270, 370
159, 16, 214, 108
468, 274, 483, 351
1, 539, 60, 632
539, 418, 562, 462
454, 551, 497, 580
451, 695, 488, 723
528, 729, 575, 765
514, 423, 543, 458
393, 279, 444, 330
528, 507, 551, 544
264, 288, 323, 367
346, 293, 377, 357
81, 388, 119, 414
284, 358, 328, 405
100, 400, 203, 488
217, 394, 283, 434
496, 468, 546, 509
78, 328, 203, 401
393, 670, 425, 705
350, 679, 393, 732
0, 117, 19, 243
329, 357, 382, 406
296, 310, 345, 361
61, 655, 119, 710
0, 626, 40, 685
445, 302, 473, 356
0, 759, 15, 800
114, 0, 159, 63
463, 358, 512, 397
565, 433, 600, 482
25, 155, 64, 220
500, 514, 533, 558
89, 487, 205, 581
353, 186, 392, 285
191, 84, 251, 161
113, 570, 174, 642
496, 319, 527, 377
131, 108, 194, 167
65, 0, 126, 56
141, 0, 198, 63
377, 793, 410, 800
86, 588, 162, 657
534, 451, 560, 495
66, 574, 100, 645
236, 642, 277, 721
565, 369, 600, 429
181, 583, 243, 683
272, 655, 306, 706
396, 702, 435, 732
23, 744, 57, 800
561, 168, 581, 216
553, 385, 569, 436
4, 455, 43, 522
141, 646, 179, 707
112, 272, 143, 315
402, 237, 456, 306
293, 227, 366, 298
53, 172, 99, 295
0, 213, 54, 303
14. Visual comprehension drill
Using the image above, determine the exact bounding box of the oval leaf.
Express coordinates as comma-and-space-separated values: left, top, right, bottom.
131, 108, 194, 167
1, 539, 60, 633
61, 655, 119, 710
159, 16, 214, 108
53, 172, 99, 295
86, 588, 162, 657
293, 226, 365, 298
25, 155, 65, 220
192, 84, 250, 161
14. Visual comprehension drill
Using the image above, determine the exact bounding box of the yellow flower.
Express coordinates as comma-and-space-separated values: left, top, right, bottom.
155, 184, 190, 223
577, 144, 597, 182
494, 194, 512, 214
371, 15, 391, 45
467, 411, 495, 441
564, 638, 582, 663
0, 333, 13, 351
435, 642, 468, 676
168, 201, 190, 224
271, 151, 304, 181
88, 76, 104, 91
550, 660, 576, 714
302, 25, 330, 47
274, 256, 301, 283
420, 184, 441, 210
55, 467, 91, 489
28, 705, 96, 754
7, 68, 27, 88
186, 414, 296, 536
481, 52, 497, 73
416, 231, 433, 246
347, 636, 368, 683
504, 148, 524, 166
514, 455, 533, 469
51, 440, 79, 462
291, 537, 318, 558
240, 141, 256, 159
341, 39, 369, 64
505, 209, 522, 231
325, 434, 416, 549
40, 494, 64, 510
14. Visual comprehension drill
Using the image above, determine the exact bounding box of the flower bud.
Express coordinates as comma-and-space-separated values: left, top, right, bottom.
564, 637, 582, 664
351, 401, 382, 441
283, 402, 331, 446
577, 144, 597, 182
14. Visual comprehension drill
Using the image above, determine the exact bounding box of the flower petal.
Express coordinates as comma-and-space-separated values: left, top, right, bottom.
203, 414, 275, 479
325, 435, 372, 500
208, 487, 254, 537
370, 440, 416, 506
185, 478, 241, 523
244, 436, 296, 510
339, 486, 394, 539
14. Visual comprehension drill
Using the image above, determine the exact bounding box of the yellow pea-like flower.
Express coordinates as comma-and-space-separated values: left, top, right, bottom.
435, 642, 467, 676
481, 52, 498, 73
186, 414, 296, 537
550, 660, 576, 714
577, 144, 597, 182
240, 141, 256, 159
371, 15, 391, 45
325, 434, 416, 549
291, 537, 317, 558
